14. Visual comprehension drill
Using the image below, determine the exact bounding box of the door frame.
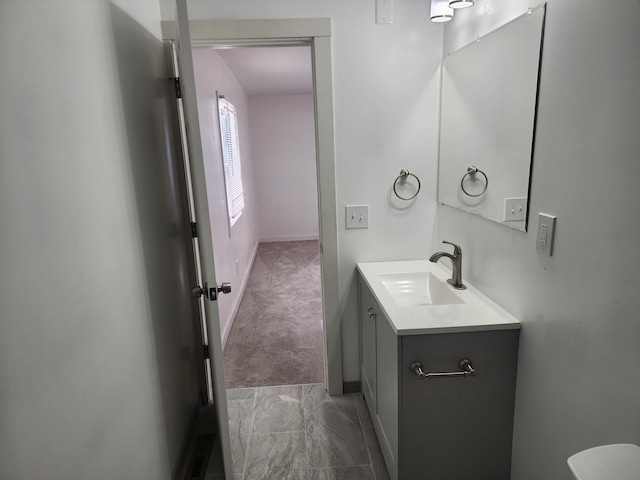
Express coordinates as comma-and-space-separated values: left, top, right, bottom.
162, 18, 343, 395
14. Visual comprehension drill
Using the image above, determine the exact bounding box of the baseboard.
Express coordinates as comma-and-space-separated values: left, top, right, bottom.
259, 234, 319, 243
170, 398, 204, 480
221, 241, 259, 349
343, 381, 362, 394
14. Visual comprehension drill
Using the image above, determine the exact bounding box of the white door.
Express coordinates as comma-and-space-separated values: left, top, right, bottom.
174, 0, 233, 477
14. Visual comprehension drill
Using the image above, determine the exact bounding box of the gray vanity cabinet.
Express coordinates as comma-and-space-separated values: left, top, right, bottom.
358, 278, 519, 480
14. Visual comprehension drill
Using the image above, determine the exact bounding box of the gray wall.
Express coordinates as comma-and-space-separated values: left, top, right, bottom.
16, 1, 632, 479
0, 1, 202, 477
439, 1, 640, 478
178, 1, 640, 478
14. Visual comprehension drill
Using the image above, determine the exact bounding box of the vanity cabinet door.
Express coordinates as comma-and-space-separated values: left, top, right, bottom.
359, 279, 378, 409
400, 330, 519, 480
374, 306, 399, 480
359, 278, 399, 480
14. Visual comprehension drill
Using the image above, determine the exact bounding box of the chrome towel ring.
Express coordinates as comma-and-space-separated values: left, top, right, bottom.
460, 165, 488, 197
393, 169, 421, 201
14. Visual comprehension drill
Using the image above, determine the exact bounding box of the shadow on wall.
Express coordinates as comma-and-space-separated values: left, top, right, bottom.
107, 2, 201, 473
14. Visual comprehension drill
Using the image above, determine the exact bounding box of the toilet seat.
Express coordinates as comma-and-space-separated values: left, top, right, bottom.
568, 443, 640, 480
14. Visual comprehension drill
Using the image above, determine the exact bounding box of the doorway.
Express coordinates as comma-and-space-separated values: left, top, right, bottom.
192, 44, 324, 388
165, 15, 342, 479
163, 17, 343, 395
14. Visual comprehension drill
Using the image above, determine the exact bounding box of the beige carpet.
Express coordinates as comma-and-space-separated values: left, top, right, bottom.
223, 241, 325, 388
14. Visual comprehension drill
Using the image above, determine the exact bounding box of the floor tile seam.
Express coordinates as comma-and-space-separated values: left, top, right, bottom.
227, 398, 254, 406
302, 390, 327, 397
303, 411, 310, 477
303, 416, 363, 436
255, 383, 311, 389
241, 394, 259, 480
253, 383, 321, 393
304, 416, 372, 470
326, 393, 361, 425
250, 429, 305, 436
255, 390, 306, 404
303, 395, 365, 435
354, 394, 377, 479
308, 464, 375, 470
226, 394, 257, 401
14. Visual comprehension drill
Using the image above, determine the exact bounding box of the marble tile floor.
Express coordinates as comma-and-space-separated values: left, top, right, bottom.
205, 384, 391, 480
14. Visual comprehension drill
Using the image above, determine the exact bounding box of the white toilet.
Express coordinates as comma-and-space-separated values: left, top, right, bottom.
568, 444, 640, 480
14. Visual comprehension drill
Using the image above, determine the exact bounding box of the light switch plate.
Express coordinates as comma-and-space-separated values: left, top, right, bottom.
536, 213, 556, 256
375, 0, 393, 24
345, 205, 369, 229
504, 197, 527, 222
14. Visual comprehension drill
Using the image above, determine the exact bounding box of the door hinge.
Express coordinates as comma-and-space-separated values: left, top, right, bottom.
203, 344, 210, 360
191, 222, 198, 238
173, 77, 182, 99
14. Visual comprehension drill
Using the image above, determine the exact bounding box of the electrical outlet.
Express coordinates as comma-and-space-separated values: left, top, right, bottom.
345, 205, 369, 229
504, 197, 527, 222
536, 213, 556, 256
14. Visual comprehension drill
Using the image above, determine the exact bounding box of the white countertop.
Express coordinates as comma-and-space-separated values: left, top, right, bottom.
357, 260, 521, 336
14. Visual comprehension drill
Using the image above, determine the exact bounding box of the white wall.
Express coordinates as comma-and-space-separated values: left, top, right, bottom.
439, 1, 640, 479
192, 48, 260, 346
160, 0, 444, 381
249, 94, 319, 242
0, 1, 202, 478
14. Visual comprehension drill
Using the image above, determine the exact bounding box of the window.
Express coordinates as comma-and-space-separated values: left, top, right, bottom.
218, 96, 245, 227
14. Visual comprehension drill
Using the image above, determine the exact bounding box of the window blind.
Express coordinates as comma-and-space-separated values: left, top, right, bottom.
218, 97, 244, 226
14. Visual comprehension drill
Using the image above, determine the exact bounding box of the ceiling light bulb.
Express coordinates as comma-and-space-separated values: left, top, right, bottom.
449, 0, 474, 9
430, 0, 454, 22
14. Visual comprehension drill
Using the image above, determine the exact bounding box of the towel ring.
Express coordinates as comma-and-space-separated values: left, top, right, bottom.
460, 166, 488, 197
393, 169, 421, 201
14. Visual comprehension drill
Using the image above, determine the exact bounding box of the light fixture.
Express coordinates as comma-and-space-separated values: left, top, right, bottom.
449, 0, 474, 9
430, 0, 454, 22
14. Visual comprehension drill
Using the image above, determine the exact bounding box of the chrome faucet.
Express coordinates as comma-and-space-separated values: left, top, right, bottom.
429, 241, 466, 290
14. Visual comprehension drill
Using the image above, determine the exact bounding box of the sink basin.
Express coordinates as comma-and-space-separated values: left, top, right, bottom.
358, 260, 521, 334
378, 271, 464, 307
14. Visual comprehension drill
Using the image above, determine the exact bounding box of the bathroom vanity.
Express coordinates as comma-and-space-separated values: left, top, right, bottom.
357, 260, 520, 480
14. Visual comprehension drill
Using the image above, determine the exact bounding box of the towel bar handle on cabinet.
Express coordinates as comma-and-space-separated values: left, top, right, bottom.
410, 359, 476, 379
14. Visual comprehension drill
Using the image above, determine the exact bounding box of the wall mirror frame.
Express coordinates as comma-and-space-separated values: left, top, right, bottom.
437, 4, 547, 232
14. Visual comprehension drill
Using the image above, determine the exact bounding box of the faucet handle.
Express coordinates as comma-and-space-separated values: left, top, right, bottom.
442, 240, 462, 255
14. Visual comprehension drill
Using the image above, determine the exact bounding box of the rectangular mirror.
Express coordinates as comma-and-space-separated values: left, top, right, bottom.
438, 5, 546, 232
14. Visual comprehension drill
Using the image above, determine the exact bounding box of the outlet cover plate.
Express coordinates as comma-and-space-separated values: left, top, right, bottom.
536, 213, 556, 256
504, 197, 527, 222
345, 205, 369, 229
